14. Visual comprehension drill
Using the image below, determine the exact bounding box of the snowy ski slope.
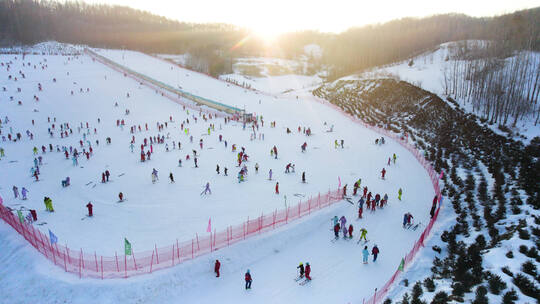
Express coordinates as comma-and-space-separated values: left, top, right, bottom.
0, 45, 435, 303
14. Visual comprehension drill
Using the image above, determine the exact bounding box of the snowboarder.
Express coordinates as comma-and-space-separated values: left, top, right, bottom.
215, 260, 221, 277
398, 188, 403, 201
362, 246, 369, 264
245, 270, 252, 289
372, 245, 379, 261
86, 202, 93, 217
297, 262, 305, 278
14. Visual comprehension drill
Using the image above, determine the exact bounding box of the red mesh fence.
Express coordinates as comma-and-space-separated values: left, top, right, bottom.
0, 188, 343, 279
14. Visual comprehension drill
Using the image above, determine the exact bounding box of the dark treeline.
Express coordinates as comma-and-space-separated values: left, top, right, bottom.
1, 0, 539, 80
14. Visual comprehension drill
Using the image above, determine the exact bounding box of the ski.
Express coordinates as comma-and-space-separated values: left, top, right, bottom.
299, 278, 312, 285
294, 276, 304, 282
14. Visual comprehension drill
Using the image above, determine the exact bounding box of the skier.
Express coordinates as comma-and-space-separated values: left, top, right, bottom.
216, 165, 220, 175
169, 172, 174, 183
118, 192, 124, 202
362, 246, 369, 264
245, 270, 252, 289
333, 223, 340, 239
297, 262, 305, 278
372, 245, 379, 261
44, 197, 54, 212
381, 168, 386, 179
358, 197, 364, 218
348, 224, 354, 239
86, 202, 93, 217
214, 260, 221, 277
302, 172, 306, 183
275, 182, 279, 194
403, 213, 408, 228
332, 215, 338, 227
224, 167, 228, 176
12, 186, 18, 198
393, 153, 397, 164
201, 182, 212, 195
255, 163, 259, 174
21, 187, 29, 200
398, 188, 403, 201
359, 228, 368, 242
342, 223, 348, 238
305, 263, 311, 281
339, 215, 347, 229
269, 169, 273, 180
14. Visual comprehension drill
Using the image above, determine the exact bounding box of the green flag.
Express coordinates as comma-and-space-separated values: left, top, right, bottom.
125, 238, 132, 255
17, 210, 24, 224
398, 258, 405, 271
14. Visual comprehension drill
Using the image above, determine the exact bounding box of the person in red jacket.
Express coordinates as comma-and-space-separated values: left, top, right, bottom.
305, 263, 311, 280
275, 182, 279, 194
86, 202, 93, 217
348, 224, 354, 239
381, 168, 386, 179
245, 270, 252, 289
372, 245, 380, 261
214, 260, 221, 277
333, 223, 340, 238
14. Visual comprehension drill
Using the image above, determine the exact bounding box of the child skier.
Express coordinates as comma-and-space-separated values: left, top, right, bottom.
305, 263, 311, 281
169, 172, 174, 183
86, 202, 93, 217
381, 168, 386, 179
245, 270, 252, 289
275, 182, 279, 194
362, 246, 369, 264
348, 224, 354, 239
398, 188, 403, 200
21, 187, 29, 200
333, 223, 340, 239
214, 260, 221, 277
297, 262, 305, 278
359, 228, 368, 242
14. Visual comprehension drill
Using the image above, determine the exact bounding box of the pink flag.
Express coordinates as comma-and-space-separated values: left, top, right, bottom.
207, 218, 211, 233
439, 170, 444, 179
338, 176, 341, 188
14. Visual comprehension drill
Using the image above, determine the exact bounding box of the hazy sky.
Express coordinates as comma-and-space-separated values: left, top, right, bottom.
81, 0, 539, 38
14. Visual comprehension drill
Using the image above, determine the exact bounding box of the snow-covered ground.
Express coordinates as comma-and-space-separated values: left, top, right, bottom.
1, 44, 436, 303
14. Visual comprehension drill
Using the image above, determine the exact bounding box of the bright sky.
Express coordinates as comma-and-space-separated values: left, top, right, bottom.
82, 0, 539, 39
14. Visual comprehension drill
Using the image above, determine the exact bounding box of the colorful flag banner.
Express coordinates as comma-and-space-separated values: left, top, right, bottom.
125, 238, 132, 255
49, 229, 58, 244
17, 210, 24, 224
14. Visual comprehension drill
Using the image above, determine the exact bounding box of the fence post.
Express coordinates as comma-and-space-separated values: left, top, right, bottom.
155, 244, 159, 264
101, 256, 103, 280
50, 240, 57, 265
124, 254, 127, 278
286, 206, 289, 223
177, 239, 180, 259
115, 251, 119, 272
80, 248, 85, 269
210, 231, 213, 252
63, 248, 67, 272
196, 233, 200, 251
66, 246, 71, 264
79, 250, 82, 278
191, 239, 194, 259
172, 244, 175, 266
258, 213, 262, 233
214, 228, 216, 249
94, 251, 98, 272
150, 251, 154, 273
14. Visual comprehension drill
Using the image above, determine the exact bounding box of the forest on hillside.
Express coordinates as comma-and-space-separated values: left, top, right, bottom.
2, 1, 538, 77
